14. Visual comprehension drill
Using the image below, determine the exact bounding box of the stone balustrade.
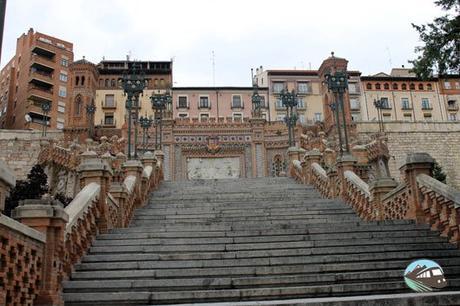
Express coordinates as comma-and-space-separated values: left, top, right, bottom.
0, 147, 164, 305
290, 149, 460, 247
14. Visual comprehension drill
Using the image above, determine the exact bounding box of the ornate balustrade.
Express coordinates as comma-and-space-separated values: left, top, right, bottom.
290, 149, 460, 247
0, 145, 164, 305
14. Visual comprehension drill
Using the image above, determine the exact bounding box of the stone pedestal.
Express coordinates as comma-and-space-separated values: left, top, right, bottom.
336, 154, 357, 197
400, 153, 434, 222
141, 151, 157, 168
304, 149, 322, 184
369, 177, 398, 220
77, 152, 112, 233
13, 198, 69, 306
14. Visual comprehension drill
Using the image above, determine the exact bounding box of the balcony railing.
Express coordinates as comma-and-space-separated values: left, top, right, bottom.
29, 71, 54, 85
198, 104, 211, 109
447, 104, 459, 111
28, 85, 53, 102
421, 105, 433, 110
101, 100, 117, 109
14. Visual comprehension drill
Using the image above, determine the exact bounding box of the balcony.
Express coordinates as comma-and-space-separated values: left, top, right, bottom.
29, 71, 53, 86
31, 41, 56, 59
421, 105, 433, 110
31, 55, 55, 73
447, 103, 459, 111
101, 100, 117, 110
198, 104, 211, 110
401, 106, 413, 110
296, 103, 306, 110
101, 118, 117, 128
28, 111, 51, 126
28, 85, 53, 103
231, 104, 244, 109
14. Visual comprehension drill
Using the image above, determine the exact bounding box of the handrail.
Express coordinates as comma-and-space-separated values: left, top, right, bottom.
417, 173, 460, 206
64, 183, 100, 236
344, 170, 370, 198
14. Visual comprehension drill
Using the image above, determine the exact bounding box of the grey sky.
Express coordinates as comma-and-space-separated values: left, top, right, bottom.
1, 0, 442, 86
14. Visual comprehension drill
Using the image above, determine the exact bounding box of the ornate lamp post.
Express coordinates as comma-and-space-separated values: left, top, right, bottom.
150, 90, 172, 150
279, 88, 298, 147
85, 102, 96, 139
251, 84, 263, 118
139, 115, 153, 152
120, 64, 146, 159
373, 98, 385, 133
41, 101, 51, 137
325, 71, 350, 155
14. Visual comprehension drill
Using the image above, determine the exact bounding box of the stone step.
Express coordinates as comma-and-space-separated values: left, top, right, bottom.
63, 280, 460, 305
64, 268, 459, 292
96, 227, 439, 241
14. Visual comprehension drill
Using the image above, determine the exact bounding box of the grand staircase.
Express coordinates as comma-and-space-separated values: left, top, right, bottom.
63, 177, 460, 305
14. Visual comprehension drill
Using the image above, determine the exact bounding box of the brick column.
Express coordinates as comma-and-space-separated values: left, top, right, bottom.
77, 151, 113, 233
400, 153, 434, 222
304, 149, 322, 184
336, 154, 357, 197
13, 198, 69, 306
122, 159, 144, 207
369, 178, 398, 220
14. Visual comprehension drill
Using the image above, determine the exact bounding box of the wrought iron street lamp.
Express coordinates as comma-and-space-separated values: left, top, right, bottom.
85, 102, 96, 139
150, 90, 172, 150
41, 101, 51, 137
325, 71, 350, 155
139, 115, 153, 152
120, 64, 146, 159
251, 84, 263, 118
279, 88, 298, 147
373, 98, 386, 133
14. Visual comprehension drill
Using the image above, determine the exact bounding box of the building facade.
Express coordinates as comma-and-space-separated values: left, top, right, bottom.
0, 28, 73, 130
358, 68, 460, 122
172, 87, 269, 121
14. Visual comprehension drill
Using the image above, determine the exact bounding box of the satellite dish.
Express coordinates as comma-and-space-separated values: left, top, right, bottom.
25, 114, 32, 123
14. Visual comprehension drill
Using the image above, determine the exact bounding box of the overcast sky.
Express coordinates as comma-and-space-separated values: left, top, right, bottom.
1, 0, 442, 86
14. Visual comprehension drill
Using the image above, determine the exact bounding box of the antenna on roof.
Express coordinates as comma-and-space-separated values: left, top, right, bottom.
386, 46, 393, 68
211, 50, 216, 87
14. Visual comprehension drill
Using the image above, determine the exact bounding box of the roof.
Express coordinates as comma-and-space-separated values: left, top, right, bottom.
72, 57, 96, 66
172, 86, 269, 91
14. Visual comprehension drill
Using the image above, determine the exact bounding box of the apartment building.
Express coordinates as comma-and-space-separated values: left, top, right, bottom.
94, 60, 173, 129
358, 68, 456, 122
254, 66, 361, 125
172, 87, 269, 121
0, 28, 73, 130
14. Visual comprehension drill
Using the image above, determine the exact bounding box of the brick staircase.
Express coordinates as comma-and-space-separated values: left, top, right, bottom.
63, 177, 460, 305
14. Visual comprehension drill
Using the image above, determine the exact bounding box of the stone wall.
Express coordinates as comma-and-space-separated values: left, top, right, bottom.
0, 130, 63, 180
356, 122, 460, 189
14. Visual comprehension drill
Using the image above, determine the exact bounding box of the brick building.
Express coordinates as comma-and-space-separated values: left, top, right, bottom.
0, 28, 73, 130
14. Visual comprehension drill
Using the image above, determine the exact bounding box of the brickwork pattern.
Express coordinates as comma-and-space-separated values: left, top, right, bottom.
0, 224, 44, 306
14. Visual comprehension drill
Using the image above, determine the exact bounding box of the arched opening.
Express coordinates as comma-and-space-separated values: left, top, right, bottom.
402, 84, 407, 90
81, 76, 85, 86
75, 95, 83, 116
75, 76, 80, 86
392, 83, 398, 90
366, 83, 372, 90
384, 83, 389, 90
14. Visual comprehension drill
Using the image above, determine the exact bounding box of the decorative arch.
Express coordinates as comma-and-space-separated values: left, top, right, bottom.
271, 154, 286, 177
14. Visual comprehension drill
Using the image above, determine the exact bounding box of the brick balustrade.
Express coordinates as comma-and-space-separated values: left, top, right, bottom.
0, 144, 164, 305
290, 150, 460, 247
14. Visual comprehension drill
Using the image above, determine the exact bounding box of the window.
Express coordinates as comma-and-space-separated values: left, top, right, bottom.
424, 113, 432, 121
401, 98, 411, 109
314, 113, 322, 122
75, 95, 82, 115
154, 79, 159, 88
59, 73, 68, 82
375, 83, 381, 90
444, 81, 451, 89
403, 114, 412, 121
178, 96, 188, 108
273, 82, 284, 93
296, 98, 304, 108
76, 76, 80, 86
348, 83, 359, 93
81, 76, 85, 86
276, 99, 284, 109
402, 84, 407, 90
350, 98, 360, 110
58, 86, 67, 98
380, 97, 390, 109
448, 100, 458, 110
104, 114, 114, 125
455, 82, 460, 89
448, 113, 457, 121
276, 114, 285, 122
392, 83, 398, 90
199, 96, 210, 108
418, 84, 424, 90
199, 113, 209, 121
410, 83, 415, 90
110, 79, 115, 87
427, 83, 432, 91
298, 82, 310, 93
104, 94, 115, 107
233, 113, 243, 121
60, 58, 69, 67
105, 79, 109, 87
384, 83, 389, 90
178, 113, 188, 118
421, 98, 431, 109
366, 83, 372, 90
57, 122, 64, 130
298, 115, 305, 123
260, 95, 266, 108
232, 95, 242, 108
